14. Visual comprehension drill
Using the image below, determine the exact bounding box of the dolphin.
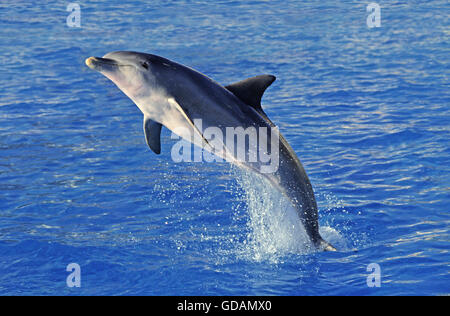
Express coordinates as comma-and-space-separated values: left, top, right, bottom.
85, 51, 336, 251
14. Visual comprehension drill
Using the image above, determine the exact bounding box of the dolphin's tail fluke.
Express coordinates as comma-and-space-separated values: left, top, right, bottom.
315, 238, 337, 252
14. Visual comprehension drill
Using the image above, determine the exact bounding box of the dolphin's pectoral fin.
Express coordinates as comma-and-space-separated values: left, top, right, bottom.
225, 74, 276, 113
143, 116, 162, 154
167, 98, 213, 151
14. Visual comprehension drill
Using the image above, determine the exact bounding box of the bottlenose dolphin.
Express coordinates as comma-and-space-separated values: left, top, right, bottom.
85, 51, 335, 251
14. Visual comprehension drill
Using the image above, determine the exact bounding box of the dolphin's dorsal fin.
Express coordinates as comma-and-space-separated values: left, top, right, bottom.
143, 116, 162, 154
225, 75, 276, 112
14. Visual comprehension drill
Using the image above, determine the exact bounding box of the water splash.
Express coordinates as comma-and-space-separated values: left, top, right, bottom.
225, 167, 348, 262
227, 168, 311, 262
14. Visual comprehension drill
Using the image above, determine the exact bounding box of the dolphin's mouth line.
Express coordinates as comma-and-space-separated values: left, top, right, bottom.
85, 57, 134, 69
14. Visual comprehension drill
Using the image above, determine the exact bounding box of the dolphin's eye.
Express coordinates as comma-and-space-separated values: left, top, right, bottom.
141, 62, 149, 70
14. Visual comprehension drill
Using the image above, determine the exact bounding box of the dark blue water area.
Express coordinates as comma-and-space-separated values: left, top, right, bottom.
0, 1, 449, 295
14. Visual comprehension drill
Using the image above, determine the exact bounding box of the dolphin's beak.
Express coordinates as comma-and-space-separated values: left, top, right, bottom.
85, 57, 98, 69
85, 57, 118, 71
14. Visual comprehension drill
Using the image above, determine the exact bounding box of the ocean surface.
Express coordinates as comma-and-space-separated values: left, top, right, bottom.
0, 1, 449, 295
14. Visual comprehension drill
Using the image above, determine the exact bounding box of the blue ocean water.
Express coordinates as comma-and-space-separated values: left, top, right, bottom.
0, 0, 449, 295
